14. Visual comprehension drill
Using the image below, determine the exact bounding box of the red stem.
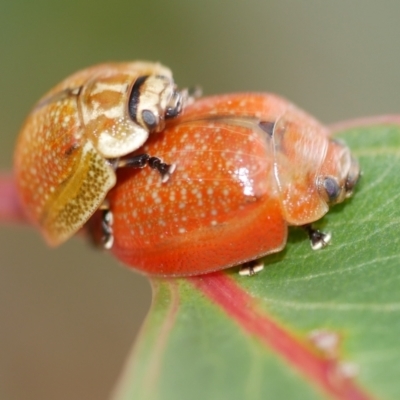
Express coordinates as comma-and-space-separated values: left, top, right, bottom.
0, 173, 27, 223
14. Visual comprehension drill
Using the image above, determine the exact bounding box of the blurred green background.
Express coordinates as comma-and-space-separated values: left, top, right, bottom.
1, 1, 400, 399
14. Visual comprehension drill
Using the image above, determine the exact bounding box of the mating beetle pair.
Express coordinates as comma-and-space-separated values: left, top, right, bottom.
14, 62, 360, 276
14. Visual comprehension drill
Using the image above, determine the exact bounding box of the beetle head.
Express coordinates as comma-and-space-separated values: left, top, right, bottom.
317, 139, 360, 206
78, 63, 186, 159
128, 75, 185, 133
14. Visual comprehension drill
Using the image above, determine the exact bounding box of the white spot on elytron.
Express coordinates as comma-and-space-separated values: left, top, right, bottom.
207, 188, 214, 196
179, 227, 186, 234
235, 167, 254, 196
179, 202, 186, 209
211, 220, 217, 226
169, 194, 176, 201
183, 144, 195, 152
180, 133, 189, 142
211, 209, 217, 216
223, 188, 230, 196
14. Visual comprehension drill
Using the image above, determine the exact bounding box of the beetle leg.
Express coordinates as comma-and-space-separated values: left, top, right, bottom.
99, 200, 114, 250
239, 260, 264, 276
117, 154, 176, 183
302, 224, 332, 250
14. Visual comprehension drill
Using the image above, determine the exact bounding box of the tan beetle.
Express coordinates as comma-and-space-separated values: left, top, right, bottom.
14, 61, 192, 246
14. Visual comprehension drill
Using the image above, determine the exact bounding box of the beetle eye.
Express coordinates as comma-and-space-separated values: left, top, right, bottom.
141, 110, 158, 131
321, 176, 340, 203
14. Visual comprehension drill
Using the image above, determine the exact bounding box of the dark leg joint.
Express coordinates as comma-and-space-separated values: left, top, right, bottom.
119, 153, 150, 168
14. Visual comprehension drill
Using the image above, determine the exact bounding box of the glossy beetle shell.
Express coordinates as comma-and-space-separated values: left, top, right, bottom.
14, 62, 185, 245
91, 93, 359, 276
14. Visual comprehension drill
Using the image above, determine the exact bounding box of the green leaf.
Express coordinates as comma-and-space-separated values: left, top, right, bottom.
112, 120, 400, 400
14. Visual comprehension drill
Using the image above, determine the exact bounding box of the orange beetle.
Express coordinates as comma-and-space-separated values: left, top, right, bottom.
14, 62, 190, 246
88, 93, 360, 276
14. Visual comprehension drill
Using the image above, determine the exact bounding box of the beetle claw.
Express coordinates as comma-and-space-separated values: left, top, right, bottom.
100, 205, 114, 250
302, 224, 331, 250
148, 157, 175, 182
160, 163, 176, 183
239, 260, 264, 276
